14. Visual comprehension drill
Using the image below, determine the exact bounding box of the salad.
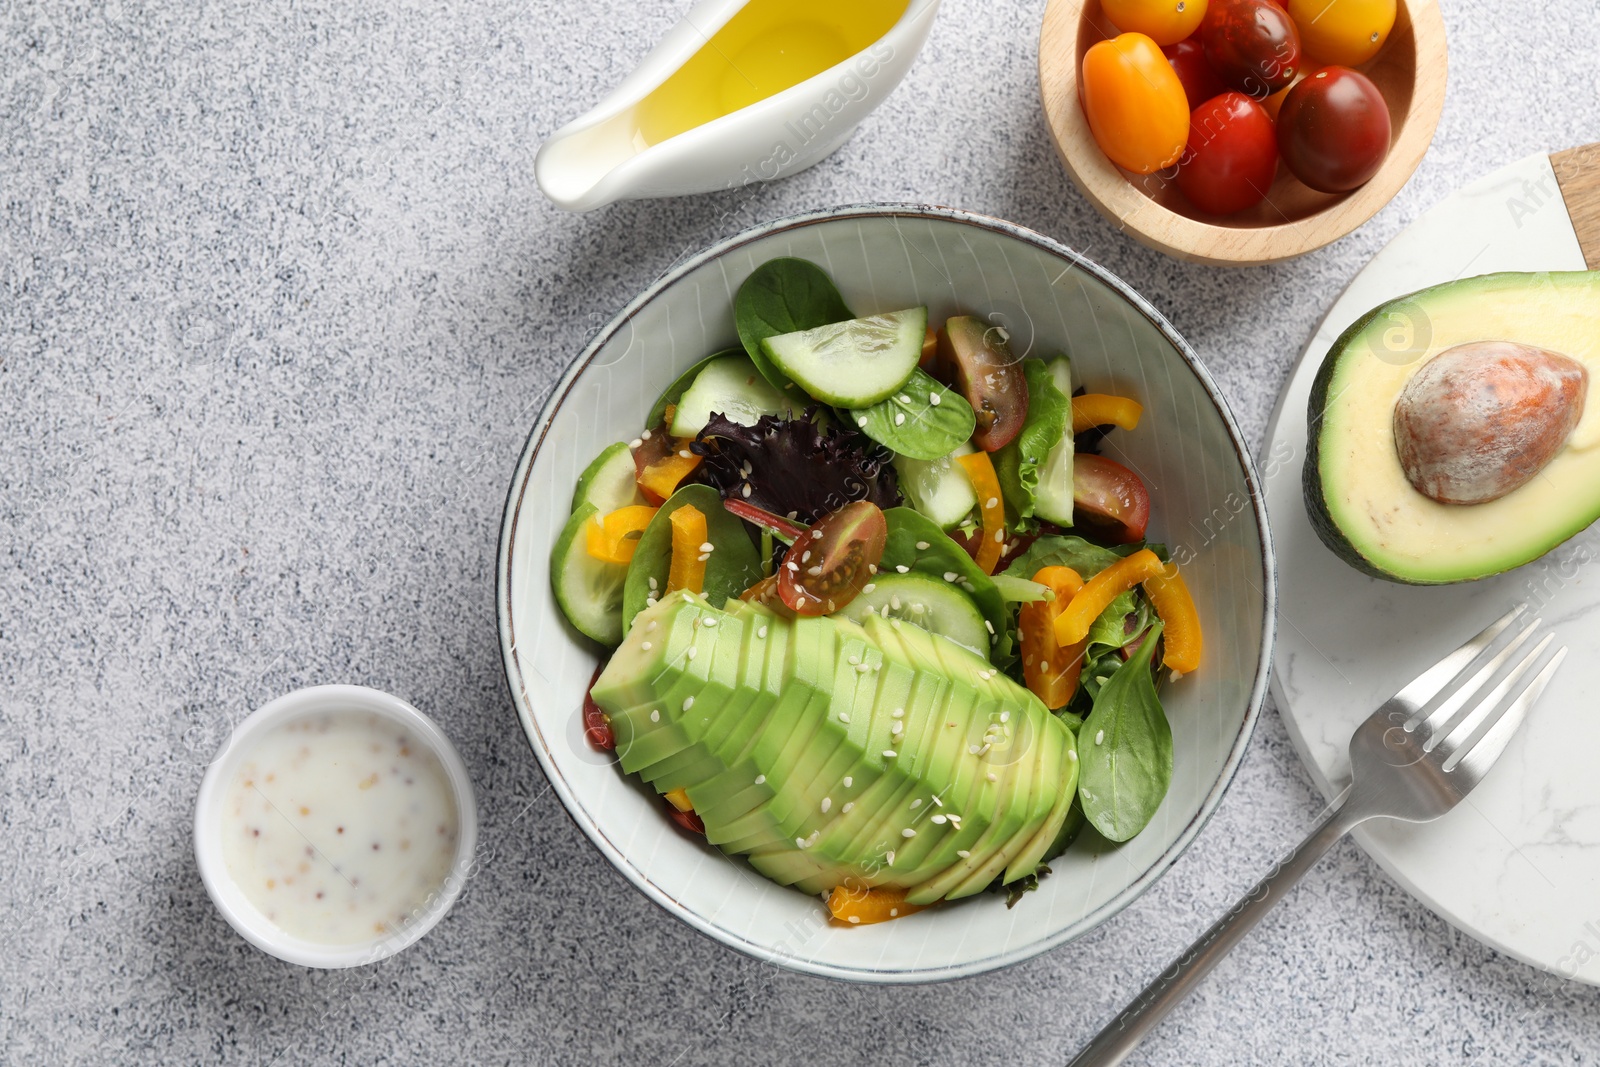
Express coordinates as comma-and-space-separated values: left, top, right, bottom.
553, 257, 1203, 924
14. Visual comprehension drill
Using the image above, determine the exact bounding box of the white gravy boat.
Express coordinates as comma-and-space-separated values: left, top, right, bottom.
536, 0, 941, 212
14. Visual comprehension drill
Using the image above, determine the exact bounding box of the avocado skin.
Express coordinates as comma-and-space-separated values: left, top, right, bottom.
1301, 271, 1600, 585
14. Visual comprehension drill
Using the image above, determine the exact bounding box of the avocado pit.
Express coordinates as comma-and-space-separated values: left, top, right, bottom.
1393, 341, 1587, 506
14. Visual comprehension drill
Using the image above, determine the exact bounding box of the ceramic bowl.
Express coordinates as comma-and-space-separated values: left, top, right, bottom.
1038, 0, 1449, 265
497, 205, 1276, 982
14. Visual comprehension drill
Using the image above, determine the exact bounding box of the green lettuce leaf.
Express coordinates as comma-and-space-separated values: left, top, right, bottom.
993, 359, 1070, 521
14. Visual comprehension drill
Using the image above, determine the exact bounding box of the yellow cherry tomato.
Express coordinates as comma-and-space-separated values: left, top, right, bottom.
1286, 0, 1396, 67
1081, 33, 1191, 175
1262, 69, 1307, 122
1100, 0, 1208, 46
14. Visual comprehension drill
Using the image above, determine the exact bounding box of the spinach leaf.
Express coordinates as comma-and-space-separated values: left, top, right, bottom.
734, 258, 854, 393
647, 347, 743, 430
1086, 590, 1140, 650
1077, 621, 1172, 843
849, 369, 977, 461
622, 485, 763, 630
993, 359, 1071, 521
1002, 534, 1125, 582
880, 507, 1015, 666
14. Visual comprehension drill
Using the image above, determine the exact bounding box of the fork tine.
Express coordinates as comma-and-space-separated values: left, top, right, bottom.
1393, 605, 1524, 717
1434, 631, 1555, 764
1447, 646, 1566, 778
1413, 617, 1542, 742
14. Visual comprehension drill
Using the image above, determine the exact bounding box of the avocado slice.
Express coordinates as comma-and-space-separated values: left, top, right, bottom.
1305, 271, 1600, 584
590, 593, 1079, 905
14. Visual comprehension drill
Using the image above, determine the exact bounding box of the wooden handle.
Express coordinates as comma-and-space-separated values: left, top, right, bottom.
1551, 143, 1600, 270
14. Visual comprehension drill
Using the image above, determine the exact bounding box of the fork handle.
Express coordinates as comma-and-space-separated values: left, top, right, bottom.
1067, 798, 1357, 1067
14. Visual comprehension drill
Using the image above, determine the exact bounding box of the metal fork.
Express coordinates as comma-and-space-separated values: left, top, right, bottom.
1068, 605, 1566, 1067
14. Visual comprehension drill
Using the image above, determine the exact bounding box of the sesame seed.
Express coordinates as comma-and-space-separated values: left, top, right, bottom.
679, 449, 692, 459
796, 837, 809, 849
757, 626, 768, 639
856, 663, 871, 673
741, 484, 752, 498
629, 438, 642, 449
901, 828, 916, 838
889, 908, 899, 917
929, 392, 941, 406
755, 774, 767, 784
943, 571, 958, 582
957, 850, 971, 859
801, 550, 811, 563
699, 541, 714, 553
821, 797, 832, 813
839, 712, 850, 723
843, 776, 853, 787
891, 707, 904, 719
795, 595, 807, 607
686, 646, 697, 659
1095, 730, 1105, 745
1000, 711, 1010, 723
683, 696, 695, 711
890, 595, 902, 610
894, 413, 906, 426
932, 814, 947, 825
868, 563, 878, 574
892, 722, 903, 736
915, 541, 930, 550
650, 709, 660, 722
895, 564, 910, 573
1067, 749, 1077, 761
862, 583, 876, 594
646, 619, 658, 631
885, 850, 896, 865
812, 529, 823, 540
786, 561, 800, 572
701, 617, 717, 627
641, 641, 653, 651
849, 655, 860, 665
930, 795, 942, 807
883, 749, 898, 758
847, 915, 861, 923
857, 416, 868, 427
807, 565, 823, 576
842, 801, 854, 813
968, 745, 982, 755
911, 798, 922, 809
898, 394, 911, 404
986, 772, 998, 782
641, 429, 653, 440
648, 576, 658, 590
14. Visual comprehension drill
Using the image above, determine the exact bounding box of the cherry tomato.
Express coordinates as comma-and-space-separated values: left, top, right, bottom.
934, 316, 1029, 451
1261, 69, 1307, 121
776, 501, 887, 615
583, 663, 614, 751
1072, 454, 1151, 544
1199, 0, 1303, 97
1176, 92, 1278, 214
1102, 0, 1208, 46
1276, 65, 1391, 192
1081, 33, 1191, 175
1287, 0, 1395, 66
1163, 38, 1229, 111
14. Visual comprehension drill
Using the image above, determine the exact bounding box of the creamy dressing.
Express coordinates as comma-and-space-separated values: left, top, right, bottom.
220, 711, 459, 945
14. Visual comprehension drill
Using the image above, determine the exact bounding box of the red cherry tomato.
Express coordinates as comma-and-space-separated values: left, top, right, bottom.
583, 663, 614, 751
1176, 92, 1278, 215
1073, 454, 1151, 544
1275, 65, 1391, 192
1200, 0, 1303, 98
1163, 38, 1229, 111
776, 501, 887, 616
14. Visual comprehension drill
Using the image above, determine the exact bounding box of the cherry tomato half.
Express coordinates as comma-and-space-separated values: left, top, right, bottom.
1287, 0, 1396, 66
1275, 65, 1391, 192
1073, 454, 1151, 544
1200, 0, 1303, 97
1102, 0, 1208, 46
1177, 92, 1278, 215
1163, 38, 1229, 111
776, 501, 887, 616
1081, 32, 1191, 175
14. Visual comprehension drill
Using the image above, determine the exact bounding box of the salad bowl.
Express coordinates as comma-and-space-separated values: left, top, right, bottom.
498, 204, 1276, 981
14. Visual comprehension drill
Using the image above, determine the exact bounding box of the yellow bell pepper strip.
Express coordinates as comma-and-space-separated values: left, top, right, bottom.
1144, 562, 1203, 674
665, 504, 709, 595
826, 883, 927, 926
955, 451, 1007, 575
1071, 393, 1144, 434
637, 443, 702, 502
1054, 548, 1166, 646
584, 505, 658, 564
1019, 566, 1089, 709
664, 787, 694, 812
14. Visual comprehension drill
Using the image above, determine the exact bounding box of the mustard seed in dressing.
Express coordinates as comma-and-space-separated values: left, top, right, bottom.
220, 711, 459, 945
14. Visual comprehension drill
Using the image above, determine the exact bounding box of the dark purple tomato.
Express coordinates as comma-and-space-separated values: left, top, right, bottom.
1177, 92, 1279, 214
1275, 66, 1392, 192
1163, 38, 1229, 112
1199, 0, 1303, 98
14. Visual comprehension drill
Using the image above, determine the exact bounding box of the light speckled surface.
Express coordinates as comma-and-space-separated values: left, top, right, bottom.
3, 0, 1598, 1063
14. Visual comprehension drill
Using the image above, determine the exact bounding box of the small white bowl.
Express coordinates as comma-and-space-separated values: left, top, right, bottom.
194, 685, 479, 968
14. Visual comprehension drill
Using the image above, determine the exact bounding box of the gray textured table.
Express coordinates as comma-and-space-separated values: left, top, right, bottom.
5, 0, 1599, 1063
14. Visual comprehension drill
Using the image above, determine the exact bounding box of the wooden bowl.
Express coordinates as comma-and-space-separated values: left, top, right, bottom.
1039, 0, 1448, 265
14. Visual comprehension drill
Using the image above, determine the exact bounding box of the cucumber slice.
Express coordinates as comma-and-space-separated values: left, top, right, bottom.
668, 354, 794, 438
571, 442, 645, 516
758, 307, 927, 407
838, 572, 989, 655
647, 348, 741, 429
893, 442, 978, 530
1033, 357, 1075, 527
550, 503, 627, 646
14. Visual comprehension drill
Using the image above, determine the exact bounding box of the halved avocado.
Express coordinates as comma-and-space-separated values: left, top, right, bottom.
1305, 271, 1600, 584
